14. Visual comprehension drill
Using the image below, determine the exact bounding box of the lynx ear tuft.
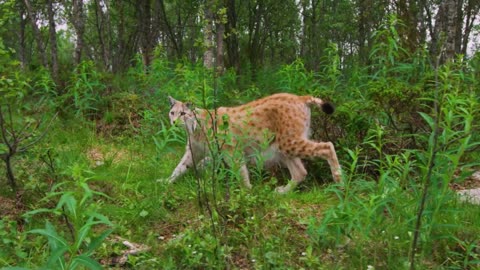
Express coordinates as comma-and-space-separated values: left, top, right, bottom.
168, 96, 177, 107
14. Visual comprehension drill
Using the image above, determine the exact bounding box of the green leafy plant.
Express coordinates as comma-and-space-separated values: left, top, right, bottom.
63, 61, 106, 118
369, 15, 409, 78
0, 217, 30, 266
410, 62, 480, 268
162, 227, 227, 269
23, 172, 114, 270
277, 59, 319, 95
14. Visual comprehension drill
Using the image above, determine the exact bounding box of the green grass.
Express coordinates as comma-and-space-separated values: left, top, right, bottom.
1, 117, 480, 269
1, 31, 479, 269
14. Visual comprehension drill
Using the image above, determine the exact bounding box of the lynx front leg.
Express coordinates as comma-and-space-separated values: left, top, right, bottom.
275, 157, 307, 194
223, 149, 252, 189
163, 148, 194, 183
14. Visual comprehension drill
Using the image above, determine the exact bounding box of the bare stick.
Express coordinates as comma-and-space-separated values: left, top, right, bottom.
409, 48, 444, 270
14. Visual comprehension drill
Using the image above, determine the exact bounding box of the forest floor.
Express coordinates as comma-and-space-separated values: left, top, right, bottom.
1, 121, 480, 269
452, 171, 480, 204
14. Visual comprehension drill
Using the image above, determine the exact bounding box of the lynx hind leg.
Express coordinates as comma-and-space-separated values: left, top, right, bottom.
239, 164, 252, 189
275, 157, 307, 194
323, 141, 342, 182
279, 138, 342, 183
313, 141, 342, 182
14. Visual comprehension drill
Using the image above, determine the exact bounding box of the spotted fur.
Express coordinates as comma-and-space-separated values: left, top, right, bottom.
164, 93, 341, 193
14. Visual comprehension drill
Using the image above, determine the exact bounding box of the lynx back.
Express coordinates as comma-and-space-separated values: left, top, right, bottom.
163, 93, 341, 193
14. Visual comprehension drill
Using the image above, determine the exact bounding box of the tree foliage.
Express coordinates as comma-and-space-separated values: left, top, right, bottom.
0, 0, 477, 79
1, 1, 480, 269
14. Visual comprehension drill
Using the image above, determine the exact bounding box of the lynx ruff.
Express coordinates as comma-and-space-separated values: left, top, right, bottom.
164, 93, 342, 193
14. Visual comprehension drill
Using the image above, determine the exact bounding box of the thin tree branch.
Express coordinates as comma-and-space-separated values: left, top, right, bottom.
409, 47, 445, 270
0, 106, 13, 150
18, 112, 58, 152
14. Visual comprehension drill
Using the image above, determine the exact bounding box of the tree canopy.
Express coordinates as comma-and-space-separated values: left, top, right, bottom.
0, 0, 478, 83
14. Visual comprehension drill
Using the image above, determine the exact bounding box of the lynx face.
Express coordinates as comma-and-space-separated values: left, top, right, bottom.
162, 93, 342, 193
168, 96, 196, 132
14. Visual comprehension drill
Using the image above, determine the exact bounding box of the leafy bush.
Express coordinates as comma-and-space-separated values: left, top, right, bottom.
22, 173, 114, 270
0, 217, 31, 266
62, 61, 107, 118
162, 227, 227, 269
1, 18, 480, 269
306, 61, 480, 269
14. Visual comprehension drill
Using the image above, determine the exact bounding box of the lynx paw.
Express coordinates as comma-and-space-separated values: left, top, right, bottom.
275, 181, 298, 194
156, 178, 173, 184
275, 185, 290, 194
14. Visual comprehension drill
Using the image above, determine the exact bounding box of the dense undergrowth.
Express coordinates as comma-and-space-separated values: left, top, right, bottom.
1, 34, 480, 269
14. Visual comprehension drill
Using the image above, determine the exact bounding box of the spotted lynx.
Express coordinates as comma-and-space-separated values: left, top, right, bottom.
164, 93, 342, 193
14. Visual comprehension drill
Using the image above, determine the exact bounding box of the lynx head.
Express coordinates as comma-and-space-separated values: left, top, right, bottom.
168, 96, 196, 131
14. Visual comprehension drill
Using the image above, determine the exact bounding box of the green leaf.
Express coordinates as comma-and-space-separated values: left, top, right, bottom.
70, 254, 103, 270
75, 216, 95, 250
45, 245, 68, 269
418, 112, 435, 129
76, 213, 112, 246
88, 212, 113, 227
22, 208, 54, 219
79, 182, 93, 207
28, 222, 67, 249
85, 229, 114, 256
56, 193, 77, 220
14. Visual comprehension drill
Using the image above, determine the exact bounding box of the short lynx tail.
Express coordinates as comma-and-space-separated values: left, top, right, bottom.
309, 97, 335, 115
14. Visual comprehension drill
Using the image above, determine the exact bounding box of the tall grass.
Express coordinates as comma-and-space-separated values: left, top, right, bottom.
1, 20, 479, 268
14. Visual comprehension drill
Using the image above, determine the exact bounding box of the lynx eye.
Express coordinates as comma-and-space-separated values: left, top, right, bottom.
170, 111, 174, 115
180, 112, 186, 116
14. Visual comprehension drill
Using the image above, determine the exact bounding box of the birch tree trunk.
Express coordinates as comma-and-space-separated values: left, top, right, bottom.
462, 0, 480, 55
23, 0, 48, 68
113, 0, 125, 72
18, 5, 27, 71
216, 20, 225, 74
47, 0, 59, 84
203, 2, 214, 69
444, 0, 460, 60
432, 0, 462, 63
139, 0, 153, 70
94, 0, 111, 70
72, 0, 86, 65
225, 0, 239, 73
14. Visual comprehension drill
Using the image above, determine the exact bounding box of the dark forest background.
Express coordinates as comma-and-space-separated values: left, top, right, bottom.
1, 1, 480, 269
1, 0, 479, 81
